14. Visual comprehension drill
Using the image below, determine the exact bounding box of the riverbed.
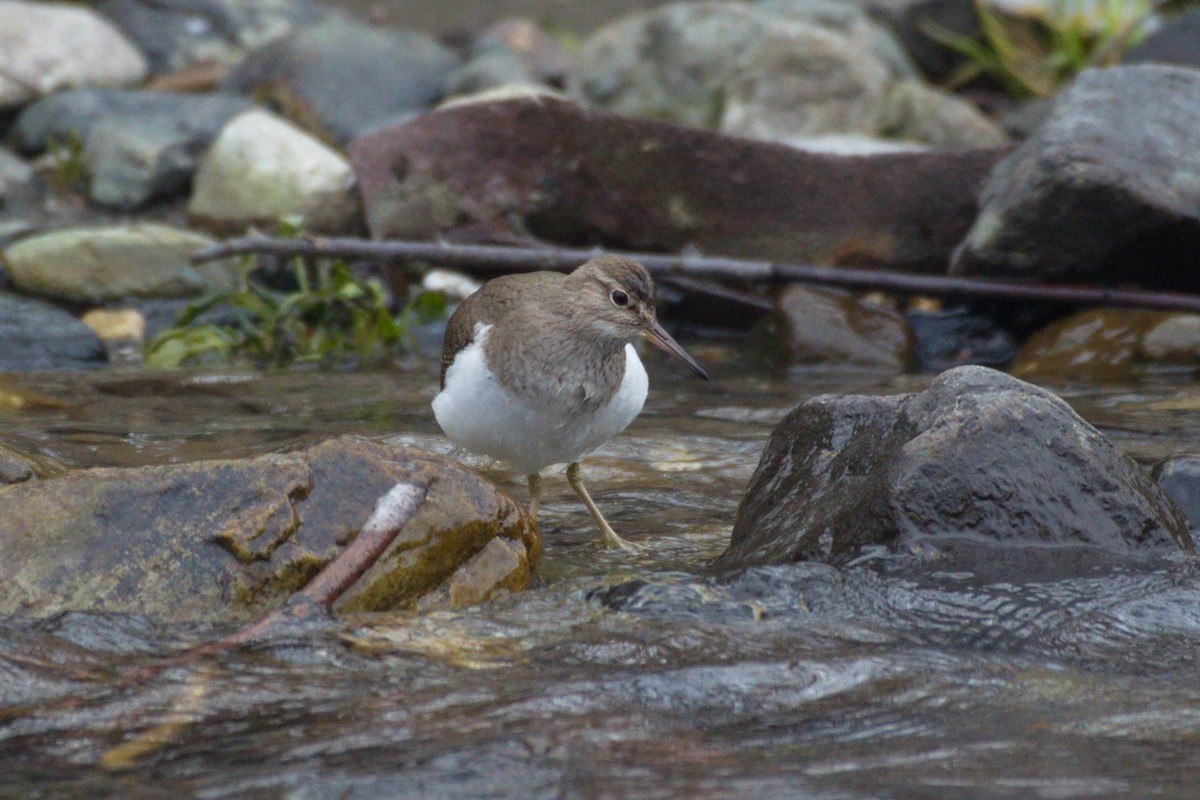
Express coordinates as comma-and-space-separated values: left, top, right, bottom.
3, 340, 1200, 798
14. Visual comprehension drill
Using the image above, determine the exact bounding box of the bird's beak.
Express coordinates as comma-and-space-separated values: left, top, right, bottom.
645, 319, 709, 380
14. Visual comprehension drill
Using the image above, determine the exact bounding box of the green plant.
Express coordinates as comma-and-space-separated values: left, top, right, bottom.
44, 130, 86, 193
145, 257, 446, 369
926, 0, 1159, 97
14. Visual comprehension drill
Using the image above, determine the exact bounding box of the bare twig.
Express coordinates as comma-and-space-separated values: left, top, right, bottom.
192, 235, 1200, 314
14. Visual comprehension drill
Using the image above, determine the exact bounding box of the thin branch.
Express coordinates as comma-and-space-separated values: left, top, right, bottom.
192, 235, 1200, 313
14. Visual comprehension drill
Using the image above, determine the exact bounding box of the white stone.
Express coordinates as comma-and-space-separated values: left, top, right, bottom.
0, 1, 148, 108
188, 110, 359, 232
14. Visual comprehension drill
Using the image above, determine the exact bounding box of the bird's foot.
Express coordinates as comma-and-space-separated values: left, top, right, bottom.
596, 525, 644, 552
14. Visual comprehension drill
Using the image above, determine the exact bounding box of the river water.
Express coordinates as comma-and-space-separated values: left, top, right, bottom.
3, 339, 1200, 798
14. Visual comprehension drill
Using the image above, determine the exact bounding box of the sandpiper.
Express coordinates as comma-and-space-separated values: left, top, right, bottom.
432, 255, 708, 550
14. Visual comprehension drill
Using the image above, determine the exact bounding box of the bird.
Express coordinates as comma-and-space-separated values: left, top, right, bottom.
432, 255, 709, 550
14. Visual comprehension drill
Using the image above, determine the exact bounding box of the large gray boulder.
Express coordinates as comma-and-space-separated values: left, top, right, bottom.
569, 1, 1005, 149
952, 65, 1200, 286
716, 366, 1194, 571
220, 15, 459, 142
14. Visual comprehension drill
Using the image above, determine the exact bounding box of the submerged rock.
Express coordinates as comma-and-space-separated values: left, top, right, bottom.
14, 89, 254, 210
1, 224, 238, 303
188, 109, 361, 234
1012, 309, 1200, 382
220, 15, 459, 142
0, 0, 148, 109
757, 284, 912, 370
952, 66, 1200, 287
0, 437, 539, 621
1155, 456, 1200, 535
349, 94, 1001, 272
907, 306, 1016, 372
715, 366, 1193, 571
0, 293, 105, 371
569, 1, 1003, 148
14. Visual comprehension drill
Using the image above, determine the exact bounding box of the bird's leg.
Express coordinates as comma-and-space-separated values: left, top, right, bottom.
527, 472, 543, 518
566, 462, 641, 552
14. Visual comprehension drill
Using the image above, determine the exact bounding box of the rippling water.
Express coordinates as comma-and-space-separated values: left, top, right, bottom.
3, 342, 1200, 799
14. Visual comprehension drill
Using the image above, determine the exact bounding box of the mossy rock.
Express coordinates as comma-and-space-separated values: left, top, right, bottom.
0, 436, 538, 621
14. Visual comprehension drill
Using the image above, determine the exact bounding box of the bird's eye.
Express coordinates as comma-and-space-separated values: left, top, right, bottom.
610, 289, 629, 307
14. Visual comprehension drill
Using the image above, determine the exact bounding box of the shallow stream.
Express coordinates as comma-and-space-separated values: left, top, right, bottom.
4, 340, 1200, 798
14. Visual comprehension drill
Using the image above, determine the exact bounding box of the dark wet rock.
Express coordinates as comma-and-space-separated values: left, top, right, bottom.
0, 0, 147, 109
0, 437, 539, 621
189, 109, 361, 234
349, 94, 1002, 272
757, 284, 912, 370
95, 0, 329, 74
13, 88, 254, 210
907, 305, 1016, 372
1154, 457, 1200, 535
952, 66, 1200, 287
1123, 9, 1200, 70
862, 0, 980, 80
220, 15, 459, 142
715, 366, 1193, 571
1, 224, 239, 303
570, 1, 1003, 148
1011, 309, 1200, 382
0, 293, 105, 371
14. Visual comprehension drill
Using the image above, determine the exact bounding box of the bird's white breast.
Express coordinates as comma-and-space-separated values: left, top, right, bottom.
432, 323, 648, 475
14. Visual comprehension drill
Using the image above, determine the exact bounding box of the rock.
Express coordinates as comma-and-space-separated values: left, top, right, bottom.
445, 50, 541, 98
0, 0, 148, 109
349, 94, 1002, 272
0, 148, 34, 205
1, 224, 239, 304
13, 89, 255, 210
0, 437, 539, 621
758, 284, 912, 369
81, 308, 146, 342
907, 305, 1016, 372
1123, 9, 1200, 70
189, 109, 361, 234
569, 1, 1002, 148
475, 18, 574, 84
0, 293, 105, 371
861, 0, 980, 80
879, 79, 1009, 148
220, 15, 459, 142
715, 366, 1193, 571
0, 440, 65, 485
95, 0, 329, 74
1154, 456, 1200, 535
952, 66, 1200, 286
1011, 309, 1200, 382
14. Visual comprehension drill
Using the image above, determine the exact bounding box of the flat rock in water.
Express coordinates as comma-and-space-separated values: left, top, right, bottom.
0, 437, 539, 622
1, 224, 238, 303
14, 89, 255, 210
220, 15, 459, 142
0, 293, 105, 371
349, 94, 1002, 272
569, 1, 1003, 149
1012, 309, 1200, 382
952, 65, 1200, 287
95, 0, 329, 74
715, 366, 1194, 571
0, 0, 148, 108
189, 109, 361, 234
757, 284, 912, 370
